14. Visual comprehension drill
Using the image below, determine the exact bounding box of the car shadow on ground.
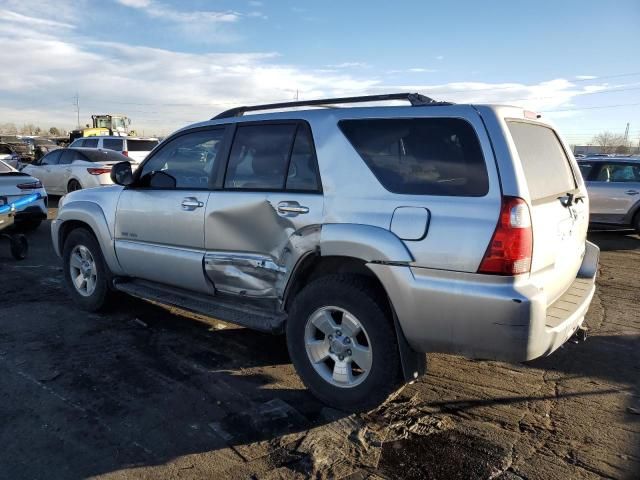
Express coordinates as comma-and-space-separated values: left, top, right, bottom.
588, 229, 640, 251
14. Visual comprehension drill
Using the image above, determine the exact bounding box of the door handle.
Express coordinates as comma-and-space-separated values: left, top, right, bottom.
181, 197, 204, 210
277, 201, 309, 215
625, 190, 639, 195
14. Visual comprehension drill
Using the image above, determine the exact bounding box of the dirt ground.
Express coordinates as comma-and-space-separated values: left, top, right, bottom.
0, 199, 638, 480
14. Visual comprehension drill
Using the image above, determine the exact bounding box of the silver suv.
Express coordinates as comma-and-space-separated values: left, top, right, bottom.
51, 93, 598, 411
578, 157, 640, 232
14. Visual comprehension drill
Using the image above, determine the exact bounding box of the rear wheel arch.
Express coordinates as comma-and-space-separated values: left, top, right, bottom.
283, 254, 425, 383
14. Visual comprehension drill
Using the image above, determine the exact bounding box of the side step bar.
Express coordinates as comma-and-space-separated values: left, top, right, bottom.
112, 278, 287, 334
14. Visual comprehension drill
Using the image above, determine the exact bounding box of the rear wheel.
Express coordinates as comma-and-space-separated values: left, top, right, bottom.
286, 275, 400, 411
67, 179, 82, 193
634, 211, 640, 235
63, 228, 113, 311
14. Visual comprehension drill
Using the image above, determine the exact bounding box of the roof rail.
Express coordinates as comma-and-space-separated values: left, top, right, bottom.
212, 92, 451, 119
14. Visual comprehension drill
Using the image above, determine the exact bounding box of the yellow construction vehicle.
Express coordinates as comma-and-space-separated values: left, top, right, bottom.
69, 114, 135, 142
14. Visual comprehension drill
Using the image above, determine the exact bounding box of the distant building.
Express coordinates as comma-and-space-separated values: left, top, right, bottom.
572, 145, 640, 155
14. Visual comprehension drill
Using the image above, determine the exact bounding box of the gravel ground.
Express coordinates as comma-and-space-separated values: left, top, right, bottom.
0, 199, 638, 479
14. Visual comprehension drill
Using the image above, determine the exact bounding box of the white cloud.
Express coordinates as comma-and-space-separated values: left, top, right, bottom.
0, 10, 75, 29
326, 62, 369, 69
115, 0, 240, 23
0, 12, 615, 135
576, 75, 597, 80
116, 0, 151, 7
408, 68, 438, 73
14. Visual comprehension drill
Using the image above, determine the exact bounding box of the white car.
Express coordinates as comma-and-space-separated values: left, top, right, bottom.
0, 159, 48, 231
22, 147, 130, 195
69, 136, 159, 163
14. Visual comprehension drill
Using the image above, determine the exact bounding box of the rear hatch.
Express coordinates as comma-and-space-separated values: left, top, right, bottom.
507, 120, 588, 304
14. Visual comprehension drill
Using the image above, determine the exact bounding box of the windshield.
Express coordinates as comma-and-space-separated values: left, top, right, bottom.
0, 160, 13, 173
112, 117, 127, 129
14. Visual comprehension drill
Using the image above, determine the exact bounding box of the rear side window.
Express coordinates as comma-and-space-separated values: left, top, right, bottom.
59, 150, 87, 165
103, 139, 123, 151
578, 162, 594, 180
83, 138, 99, 148
225, 124, 297, 190
507, 122, 576, 201
128, 140, 159, 151
339, 118, 488, 196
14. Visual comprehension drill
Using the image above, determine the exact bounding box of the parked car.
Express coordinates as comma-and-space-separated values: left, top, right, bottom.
578, 157, 640, 232
51, 93, 598, 411
23, 137, 62, 162
0, 143, 21, 168
0, 159, 48, 231
69, 136, 159, 163
0, 136, 33, 163
22, 148, 131, 195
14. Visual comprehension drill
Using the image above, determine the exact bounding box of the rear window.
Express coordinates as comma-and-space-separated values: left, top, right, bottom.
127, 140, 159, 151
81, 150, 125, 163
103, 139, 123, 151
339, 118, 489, 196
507, 122, 576, 201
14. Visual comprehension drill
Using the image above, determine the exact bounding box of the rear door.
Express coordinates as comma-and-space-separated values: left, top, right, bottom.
204, 121, 323, 298
507, 121, 588, 303
586, 162, 640, 223
114, 127, 227, 294
25, 149, 63, 194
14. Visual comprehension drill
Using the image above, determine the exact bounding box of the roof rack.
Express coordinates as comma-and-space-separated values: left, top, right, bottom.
212, 92, 451, 119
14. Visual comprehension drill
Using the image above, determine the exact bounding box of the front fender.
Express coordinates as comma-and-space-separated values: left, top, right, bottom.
52, 200, 124, 275
320, 223, 413, 263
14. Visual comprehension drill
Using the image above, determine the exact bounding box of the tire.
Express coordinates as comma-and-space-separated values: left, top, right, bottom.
62, 228, 113, 311
9, 235, 28, 260
67, 179, 82, 193
634, 211, 640, 235
286, 274, 400, 412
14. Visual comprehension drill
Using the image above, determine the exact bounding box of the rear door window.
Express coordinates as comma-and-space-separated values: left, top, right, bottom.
127, 140, 159, 151
224, 124, 297, 190
339, 118, 488, 196
40, 150, 62, 166
83, 138, 99, 148
507, 121, 577, 201
103, 139, 123, 151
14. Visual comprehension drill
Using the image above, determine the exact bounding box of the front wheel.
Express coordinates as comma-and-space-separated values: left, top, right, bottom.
62, 228, 113, 311
286, 275, 400, 412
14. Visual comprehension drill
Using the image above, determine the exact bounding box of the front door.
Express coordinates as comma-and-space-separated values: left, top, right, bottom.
26, 149, 63, 194
114, 127, 228, 294
204, 122, 324, 299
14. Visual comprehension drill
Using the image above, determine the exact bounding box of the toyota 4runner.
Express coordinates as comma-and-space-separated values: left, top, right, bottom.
51, 93, 599, 411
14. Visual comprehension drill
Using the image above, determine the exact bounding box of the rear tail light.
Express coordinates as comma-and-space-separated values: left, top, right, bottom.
87, 167, 112, 175
16, 180, 42, 190
122, 151, 128, 157
478, 196, 533, 275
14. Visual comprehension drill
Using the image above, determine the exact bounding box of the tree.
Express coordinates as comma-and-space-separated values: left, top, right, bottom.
592, 131, 627, 154
0, 123, 18, 134
49, 127, 60, 135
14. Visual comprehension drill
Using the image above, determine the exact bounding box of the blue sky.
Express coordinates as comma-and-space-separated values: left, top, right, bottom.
0, 0, 639, 144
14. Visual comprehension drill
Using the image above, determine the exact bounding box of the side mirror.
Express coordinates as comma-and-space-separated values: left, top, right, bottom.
110, 161, 134, 186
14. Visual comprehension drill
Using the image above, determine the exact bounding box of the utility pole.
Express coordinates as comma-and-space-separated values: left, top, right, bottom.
73, 92, 80, 128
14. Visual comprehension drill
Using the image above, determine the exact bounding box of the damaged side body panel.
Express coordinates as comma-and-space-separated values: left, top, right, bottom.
203, 194, 322, 300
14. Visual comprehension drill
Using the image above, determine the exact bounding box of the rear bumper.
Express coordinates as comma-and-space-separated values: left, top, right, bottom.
369, 241, 599, 362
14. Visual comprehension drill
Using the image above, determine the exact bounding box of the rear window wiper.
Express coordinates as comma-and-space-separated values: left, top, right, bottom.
558, 192, 585, 207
